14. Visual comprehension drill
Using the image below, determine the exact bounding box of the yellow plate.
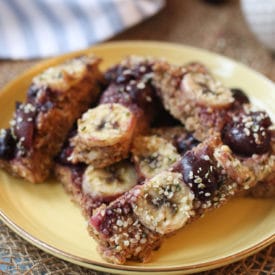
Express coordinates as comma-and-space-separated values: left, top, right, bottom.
0, 41, 274, 274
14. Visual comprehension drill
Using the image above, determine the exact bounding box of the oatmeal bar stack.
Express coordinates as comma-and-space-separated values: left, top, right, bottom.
70, 56, 161, 168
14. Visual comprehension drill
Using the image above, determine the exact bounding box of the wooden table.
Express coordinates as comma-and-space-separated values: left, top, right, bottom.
0, 0, 274, 274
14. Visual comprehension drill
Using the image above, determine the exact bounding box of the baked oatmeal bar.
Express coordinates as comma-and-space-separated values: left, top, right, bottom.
0, 55, 102, 183
153, 61, 234, 141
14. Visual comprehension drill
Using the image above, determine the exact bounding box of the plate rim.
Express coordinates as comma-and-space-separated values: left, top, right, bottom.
1, 208, 274, 274
0, 40, 274, 274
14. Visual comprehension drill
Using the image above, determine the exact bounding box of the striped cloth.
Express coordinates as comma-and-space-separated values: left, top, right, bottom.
0, 0, 165, 60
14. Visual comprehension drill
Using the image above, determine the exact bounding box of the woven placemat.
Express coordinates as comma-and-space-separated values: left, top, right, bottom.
0, 0, 274, 274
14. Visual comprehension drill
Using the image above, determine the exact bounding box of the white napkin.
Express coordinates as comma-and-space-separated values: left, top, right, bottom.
0, 0, 165, 59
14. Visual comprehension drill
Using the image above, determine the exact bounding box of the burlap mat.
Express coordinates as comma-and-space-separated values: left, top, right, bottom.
0, 0, 274, 274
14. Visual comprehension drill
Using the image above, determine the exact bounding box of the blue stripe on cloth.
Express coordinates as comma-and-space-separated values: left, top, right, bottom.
0, 14, 9, 58
132, 0, 147, 17
135, 0, 165, 17
4, 0, 40, 57
0, 0, 165, 59
98, 0, 125, 32
33, 0, 71, 54
16, 0, 60, 58
64, 0, 97, 45
0, 1, 29, 58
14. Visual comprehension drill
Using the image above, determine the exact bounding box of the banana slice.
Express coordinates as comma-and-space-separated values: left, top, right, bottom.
71, 103, 137, 166
82, 161, 137, 199
131, 135, 181, 179
77, 103, 136, 147
132, 171, 194, 235
181, 72, 233, 108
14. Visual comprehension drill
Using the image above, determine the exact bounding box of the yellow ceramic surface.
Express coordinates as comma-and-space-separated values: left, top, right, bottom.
0, 41, 274, 274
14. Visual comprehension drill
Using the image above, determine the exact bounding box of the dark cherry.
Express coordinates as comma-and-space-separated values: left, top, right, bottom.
55, 128, 77, 165
91, 199, 132, 236
104, 65, 126, 83
38, 101, 54, 112
0, 129, 16, 160
101, 63, 158, 124
174, 151, 220, 201
71, 164, 86, 188
175, 134, 200, 155
222, 111, 271, 157
152, 105, 181, 127
56, 145, 73, 165
128, 83, 155, 110
231, 88, 249, 105
100, 83, 157, 120
116, 73, 134, 84
28, 85, 56, 112
100, 83, 132, 107
27, 85, 39, 102
105, 64, 152, 84
12, 103, 36, 151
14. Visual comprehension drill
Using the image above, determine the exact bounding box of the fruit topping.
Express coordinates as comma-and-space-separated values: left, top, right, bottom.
175, 133, 200, 155
132, 171, 194, 235
131, 135, 181, 180
230, 88, 249, 105
176, 150, 221, 201
222, 111, 271, 156
82, 161, 137, 199
77, 103, 136, 147
0, 129, 16, 160
11, 103, 36, 154
181, 72, 234, 108
101, 62, 158, 122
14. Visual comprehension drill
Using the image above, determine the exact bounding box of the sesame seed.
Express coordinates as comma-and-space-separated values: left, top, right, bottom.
123, 69, 132, 75
116, 208, 122, 214
123, 221, 128, 228
116, 220, 123, 227
194, 176, 202, 184
244, 128, 250, 136
116, 245, 122, 251
140, 238, 147, 244
137, 82, 146, 89
202, 155, 210, 161
139, 66, 146, 73
198, 183, 205, 189
130, 238, 138, 244
145, 96, 152, 102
